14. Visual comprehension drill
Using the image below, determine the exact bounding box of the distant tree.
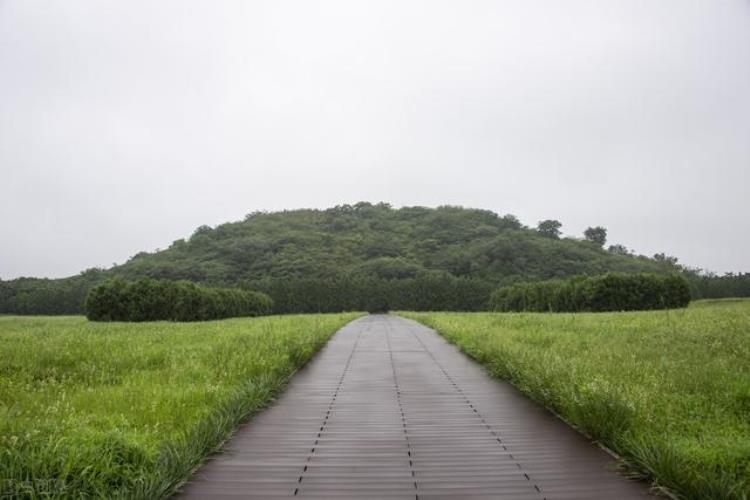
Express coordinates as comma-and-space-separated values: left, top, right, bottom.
191, 225, 213, 239
499, 214, 522, 230
129, 251, 150, 261
608, 244, 630, 255
653, 253, 680, 266
244, 211, 264, 221
583, 226, 607, 247
536, 220, 562, 238
78, 267, 105, 278
169, 238, 186, 249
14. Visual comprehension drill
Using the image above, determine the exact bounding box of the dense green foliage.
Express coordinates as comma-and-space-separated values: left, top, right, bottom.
583, 226, 607, 246
0, 313, 360, 498
1, 203, 687, 315
247, 273, 493, 314
686, 272, 750, 300
85, 278, 272, 322
536, 219, 562, 238
112, 204, 680, 283
402, 300, 750, 500
0, 270, 102, 315
490, 273, 691, 312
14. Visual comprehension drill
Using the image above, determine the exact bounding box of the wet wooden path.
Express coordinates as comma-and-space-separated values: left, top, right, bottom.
178, 315, 649, 499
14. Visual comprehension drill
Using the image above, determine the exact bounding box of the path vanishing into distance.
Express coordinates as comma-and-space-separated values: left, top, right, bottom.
178, 315, 649, 499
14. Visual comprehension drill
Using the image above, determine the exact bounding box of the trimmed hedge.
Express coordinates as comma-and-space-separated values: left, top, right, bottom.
85, 278, 273, 321
490, 273, 691, 312
246, 274, 494, 314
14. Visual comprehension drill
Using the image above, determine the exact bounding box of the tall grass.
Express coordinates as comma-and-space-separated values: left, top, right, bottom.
0, 313, 361, 498
401, 300, 750, 500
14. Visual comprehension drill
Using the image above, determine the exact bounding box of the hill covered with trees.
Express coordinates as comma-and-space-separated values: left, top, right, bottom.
0, 202, 712, 314
113, 203, 674, 281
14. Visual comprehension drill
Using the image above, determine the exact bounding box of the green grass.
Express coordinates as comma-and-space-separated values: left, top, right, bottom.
0, 313, 361, 498
401, 300, 750, 500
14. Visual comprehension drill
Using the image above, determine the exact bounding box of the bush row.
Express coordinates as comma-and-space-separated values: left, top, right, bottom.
490, 273, 691, 312
5, 271, 708, 317
85, 278, 273, 321
245, 274, 494, 314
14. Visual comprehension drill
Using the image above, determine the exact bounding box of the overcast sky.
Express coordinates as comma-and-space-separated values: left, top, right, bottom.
1, 1, 749, 279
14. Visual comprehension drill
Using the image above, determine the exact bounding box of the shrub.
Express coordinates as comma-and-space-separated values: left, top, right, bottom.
490, 273, 691, 312
85, 278, 272, 322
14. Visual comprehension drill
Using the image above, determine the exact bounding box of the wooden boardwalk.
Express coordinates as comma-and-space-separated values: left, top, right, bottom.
177, 315, 649, 499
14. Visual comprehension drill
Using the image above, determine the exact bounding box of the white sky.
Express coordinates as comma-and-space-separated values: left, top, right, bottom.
1, 0, 749, 279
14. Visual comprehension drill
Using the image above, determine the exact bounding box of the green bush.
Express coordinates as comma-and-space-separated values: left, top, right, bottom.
85, 278, 273, 322
490, 273, 691, 312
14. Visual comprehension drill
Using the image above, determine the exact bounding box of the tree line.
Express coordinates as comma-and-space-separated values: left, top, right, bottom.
245, 273, 494, 314
685, 272, 750, 300
3, 271, 748, 317
84, 274, 492, 320
0, 274, 98, 315
489, 273, 692, 312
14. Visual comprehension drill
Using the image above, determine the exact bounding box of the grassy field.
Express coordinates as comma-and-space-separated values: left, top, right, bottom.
0, 313, 361, 498
402, 300, 750, 500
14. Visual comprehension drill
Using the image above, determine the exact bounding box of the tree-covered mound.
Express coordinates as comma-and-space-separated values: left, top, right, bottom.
0, 202, 695, 315
119, 203, 672, 282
